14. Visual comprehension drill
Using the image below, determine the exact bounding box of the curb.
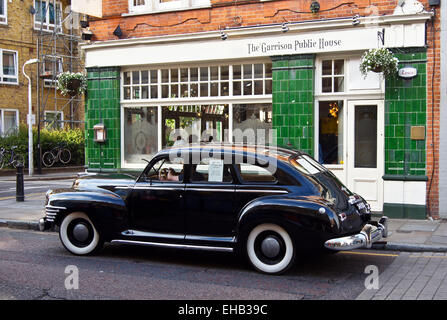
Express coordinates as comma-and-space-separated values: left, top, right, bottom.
372, 242, 447, 252
0, 174, 79, 182
0, 219, 40, 231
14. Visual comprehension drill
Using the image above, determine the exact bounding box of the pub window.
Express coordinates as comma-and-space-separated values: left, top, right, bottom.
318, 101, 344, 165
321, 59, 345, 93
123, 107, 159, 166
122, 63, 272, 101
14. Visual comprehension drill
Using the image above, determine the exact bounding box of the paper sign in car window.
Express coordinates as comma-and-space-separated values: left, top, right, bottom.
208, 159, 224, 182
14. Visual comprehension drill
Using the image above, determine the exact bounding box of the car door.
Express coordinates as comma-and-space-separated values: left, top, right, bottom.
184, 156, 236, 242
129, 156, 185, 237
233, 161, 291, 215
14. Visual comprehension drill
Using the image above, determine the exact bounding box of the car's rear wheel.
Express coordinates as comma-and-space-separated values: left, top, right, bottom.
245, 223, 295, 275
59, 212, 103, 255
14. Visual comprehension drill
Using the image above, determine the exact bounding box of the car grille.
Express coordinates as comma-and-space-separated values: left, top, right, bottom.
45, 205, 66, 223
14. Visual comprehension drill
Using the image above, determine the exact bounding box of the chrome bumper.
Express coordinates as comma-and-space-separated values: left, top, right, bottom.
39, 205, 66, 231
324, 217, 388, 251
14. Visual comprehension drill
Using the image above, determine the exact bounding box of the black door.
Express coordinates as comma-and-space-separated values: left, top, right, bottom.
184, 159, 236, 242
130, 157, 185, 236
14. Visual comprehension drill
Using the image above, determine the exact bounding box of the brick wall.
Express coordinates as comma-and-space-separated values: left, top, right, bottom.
0, 0, 84, 132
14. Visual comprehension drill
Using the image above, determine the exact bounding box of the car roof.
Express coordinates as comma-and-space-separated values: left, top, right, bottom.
156, 143, 303, 162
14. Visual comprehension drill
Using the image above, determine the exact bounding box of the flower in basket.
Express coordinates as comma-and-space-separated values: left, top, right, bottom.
57, 72, 87, 96
360, 48, 399, 79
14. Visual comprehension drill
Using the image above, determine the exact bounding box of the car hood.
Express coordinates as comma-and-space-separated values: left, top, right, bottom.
73, 173, 137, 192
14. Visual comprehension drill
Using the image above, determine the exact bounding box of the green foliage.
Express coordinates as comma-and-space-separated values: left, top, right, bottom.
360, 48, 399, 79
0, 126, 85, 168
57, 72, 87, 96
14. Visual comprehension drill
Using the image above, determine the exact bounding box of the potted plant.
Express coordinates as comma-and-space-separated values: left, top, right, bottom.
360, 48, 399, 79
57, 72, 87, 96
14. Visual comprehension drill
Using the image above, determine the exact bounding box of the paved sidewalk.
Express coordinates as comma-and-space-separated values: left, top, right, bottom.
356, 252, 447, 300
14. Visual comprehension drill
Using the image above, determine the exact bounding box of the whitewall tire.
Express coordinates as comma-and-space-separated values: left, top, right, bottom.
59, 212, 103, 255
245, 223, 295, 275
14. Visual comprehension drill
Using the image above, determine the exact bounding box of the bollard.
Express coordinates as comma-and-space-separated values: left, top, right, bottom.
16, 162, 24, 202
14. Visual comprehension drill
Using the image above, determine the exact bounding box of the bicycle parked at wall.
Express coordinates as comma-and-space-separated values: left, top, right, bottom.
0, 146, 25, 169
42, 144, 72, 168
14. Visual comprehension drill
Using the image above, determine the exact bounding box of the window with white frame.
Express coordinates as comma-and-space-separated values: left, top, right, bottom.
0, 0, 7, 24
321, 59, 345, 93
122, 63, 272, 101
0, 109, 19, 136
34, 0, 62, 32
45, 111, 63, 129
42, 55, 63, 87
0, 49, 18, 84
129, 0, 210, 14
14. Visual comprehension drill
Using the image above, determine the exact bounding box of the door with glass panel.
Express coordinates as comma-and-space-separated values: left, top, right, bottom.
347, 100, 384, 212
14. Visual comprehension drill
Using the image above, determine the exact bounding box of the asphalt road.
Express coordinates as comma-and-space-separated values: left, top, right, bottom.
0, 179, 74, 199
0, 227, 398, 300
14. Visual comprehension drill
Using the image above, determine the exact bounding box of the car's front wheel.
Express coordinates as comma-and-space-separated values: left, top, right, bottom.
245, 223, 295, 275
59, 212, 103, 255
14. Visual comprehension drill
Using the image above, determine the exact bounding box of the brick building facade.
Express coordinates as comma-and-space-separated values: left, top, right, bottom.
81, 0, 442, 219
0, 0, 84, 137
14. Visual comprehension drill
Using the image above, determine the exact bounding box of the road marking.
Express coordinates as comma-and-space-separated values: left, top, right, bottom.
409, 255, 447, 259
339, 251, 399, 257
0, 192, 46, 201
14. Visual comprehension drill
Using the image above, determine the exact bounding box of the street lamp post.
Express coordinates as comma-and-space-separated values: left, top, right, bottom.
22, 58, 39, 176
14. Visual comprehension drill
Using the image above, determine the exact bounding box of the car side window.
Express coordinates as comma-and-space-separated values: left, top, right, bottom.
191, 158, 233, 183
237, 163, 276, 183
146, 158, 184, 182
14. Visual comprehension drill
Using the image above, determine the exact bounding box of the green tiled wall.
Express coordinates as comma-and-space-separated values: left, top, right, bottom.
85, 67, 121, 170
271, 54, 315, 156
384, 49, 427, 176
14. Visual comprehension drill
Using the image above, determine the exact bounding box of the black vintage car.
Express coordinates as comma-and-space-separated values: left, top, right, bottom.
40, 144, 388, 275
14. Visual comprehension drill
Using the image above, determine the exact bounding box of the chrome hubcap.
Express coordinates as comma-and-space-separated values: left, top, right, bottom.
72, 223, 89, 242
260, 236, 281, 258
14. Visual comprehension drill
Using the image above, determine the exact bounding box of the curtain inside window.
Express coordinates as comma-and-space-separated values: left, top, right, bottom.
2, 52, 15, 76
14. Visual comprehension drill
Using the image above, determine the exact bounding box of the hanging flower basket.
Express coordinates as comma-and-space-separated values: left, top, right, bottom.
360, 48, 399, 79
57, 72, 87, 96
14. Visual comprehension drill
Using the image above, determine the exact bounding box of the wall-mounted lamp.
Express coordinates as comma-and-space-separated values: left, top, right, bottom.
93, 124, 107, 143
310, 1, 320, 14
220, 31, 228, 41
281, 23, 289, 33
352, 14, 361, 26
113, 25, 123, 38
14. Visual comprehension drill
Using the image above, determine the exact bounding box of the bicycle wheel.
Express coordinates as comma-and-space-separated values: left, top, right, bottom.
12, 154, 24, 168
42, 151, 56, 168
59, 148, 72, 164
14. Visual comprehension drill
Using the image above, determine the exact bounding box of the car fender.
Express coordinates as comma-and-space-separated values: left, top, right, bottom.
47, 188, 129, 239
236, 195, 340, 236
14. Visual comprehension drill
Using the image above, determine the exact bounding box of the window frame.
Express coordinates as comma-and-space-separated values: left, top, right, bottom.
42, 55, 63, 87
0, 109, 19, 137
0, 0, 7, 25
319, 58, 346, 94
122, 63, 273, 102
44, 110, 64, 129
34, 0, 63, 32
235, 162, 278, 185
0, 49, 18, 85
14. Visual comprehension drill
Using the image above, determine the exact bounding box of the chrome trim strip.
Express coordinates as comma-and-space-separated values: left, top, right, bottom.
236, 189, 288, 194
45, 205, 66, 210
186, 188, 234, 192
185, 235, 236, 243
121, 230, 184, 240
111, 239, 234, 252
132, 186, 184, 191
